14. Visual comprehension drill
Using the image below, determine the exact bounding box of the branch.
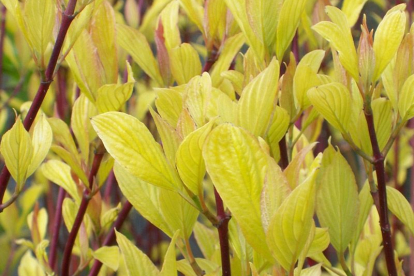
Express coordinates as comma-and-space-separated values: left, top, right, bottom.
0, 0, 79, 207
364, 107, 397, 276
49, 187, 66, 271
214, 187, 231, 276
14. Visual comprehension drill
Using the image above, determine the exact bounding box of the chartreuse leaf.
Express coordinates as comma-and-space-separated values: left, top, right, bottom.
48, 117, 79, 160
24, 0, 55, 67
159, 1, 181, 51
341, 0, 368, 27
372, 98, 392, 151
266, 169, 318, 272
398, 74, 414, 121
276, 0, 308, 60
96, 62, 135, 113
293, 50, 325, 109
373, 6, 406, 81
312, 7, 359, 80
194, 222, 218, 259
266, 106, 289, 160
176, 120, 215, 196
203, 124, 273, 261
155, 88, 183, 127
117, 23, 163, 86
284, 143, 317, 189
223, 0, 264, 60
51, 145, 89, 186
204, 0, 226, 41
114, 163, 172, 236
26, 114, 52, 177
179, 0, 204, 34
170, 43, 202, 85
238, 58, 280, 137
307, 82, 351, 133
41, 160, 81, 203
71, 94, 98, 162
18, 251, 44, 276
116, 230, 160, 276
387, 186, 414, 235
91, 112, 181, 190
0, 118, 33, 188
92, 246, 120, 271
90, 1, 117, 84
160, 230, 180, 276
210, 33, 245, 87
185, 73, 212, 127
307, 228, 330, 257
316, 149, 359, 253
261, 157, 291, 232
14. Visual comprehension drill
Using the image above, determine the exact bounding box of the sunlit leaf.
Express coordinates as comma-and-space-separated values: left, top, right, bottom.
27, 114, 52, 177
398, 74, 414, 121
92, 246, 120, 271
387, 186, 414, 235
160, 230, 180, 276
170, 43, 202, 85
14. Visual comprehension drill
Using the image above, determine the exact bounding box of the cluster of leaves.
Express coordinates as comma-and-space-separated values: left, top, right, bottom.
0, 0, 414, 275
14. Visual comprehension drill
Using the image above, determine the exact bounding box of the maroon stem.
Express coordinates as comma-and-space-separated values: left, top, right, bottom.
278, 136, 289, 170
409, 119, 414, 276
214, 188, 231, 276
61, 151, 104, 276
0, 0, 78, 207
202, 49, 218, 73
0, 5, 7, 90
88, 201, 133, 276
364, 111, 397, 276
49, 187, 66, 271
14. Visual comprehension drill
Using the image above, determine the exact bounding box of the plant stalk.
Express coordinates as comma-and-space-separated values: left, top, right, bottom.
49, 187, 66, 271
0, 0, 78, 207
279, 136, 289, 170
61, 151, 104, 276
364, 110, 397, 276
0, 5, 7, 90
88, 201, 133, 276
214, 187, 231, 276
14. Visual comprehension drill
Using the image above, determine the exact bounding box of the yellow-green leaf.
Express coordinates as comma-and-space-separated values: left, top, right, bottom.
159, 1, 181, 51
276, 0, 307, 60
238, 58, 280, 137
266, 170, 318, 272
116, 230, 160, 276
398, 74, 414, 121
373, 7, 406, 81
312, 7, 359, 80
40, 160, 81, 203
27, 114, 52, 177
307, 82, 351, 133
92, 246, 120, 271
387, 186, 414, 235
117, 23, 163, 86
266, 106, 290, 160
284, 143, 317, 189
114, 163, 172, 237
341, 0, 368, 27
185, 73, 211, 127
0, 118, 33, 187
155, 88, 183, 127
193, 222, 218, 259
372, 98, 392, 151
176, 120, 215, 195
160, 230, 180, 276
91, 112, 181, 190
170, 43, 202, 85
316, 149, 359, 253
203, 124, 273, 261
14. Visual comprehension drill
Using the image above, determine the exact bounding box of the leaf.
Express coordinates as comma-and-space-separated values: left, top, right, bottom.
0, 118, 33, 188
293, 50, 325, 109
307, 228, 330, 257
170, 43, 202, 85
155, 88, 183, 127
117, 23, 163, 86
276, 0, 308, 60
40, 160, 81, 203
90, 1, 118, 83
312, 7, 359, 80
27, 114, 52, 177
316, 149, 359, 253
114, 163, 172, 237
91, 112, 181, 190
95, 62, 135, 113
203, 124, 273, 261
372, 98, 392, 151
351, 181, 373, 252
373, 7, 406, 81
179, 0, 204, 33
341, 0, 368, 27
266, 170, 318, 272
194, 222, 218, 259
387, 186, 414, 235
116, 230, 160, 276
185, 73, 212, 127
92, 246, 120, 271
48, 117, 79, 160
238, 58, 280, 137
307, 82, 351, 133
204, 0, 226, 41
398, 74, 414, 121
176, 120, 215, 195
284, 143, 317, 189
159, 1, 181, 51
24, 0, 55, 66
160, 230, 180, 276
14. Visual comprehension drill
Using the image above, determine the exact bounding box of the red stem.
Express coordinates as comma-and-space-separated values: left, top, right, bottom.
364, 111, 397, 276
0, 5, 7, 90
214, 188, 231, 276
61, 151, 104, 276
49, 187, 66, 271
88, 201, 133, 276
0, 0, 78, 207
278, 136, 289, 170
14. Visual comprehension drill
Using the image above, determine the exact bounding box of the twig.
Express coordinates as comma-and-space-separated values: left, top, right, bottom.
214, 187, 231, 276
49, 187, 66, 271
0, 5, 7, 90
